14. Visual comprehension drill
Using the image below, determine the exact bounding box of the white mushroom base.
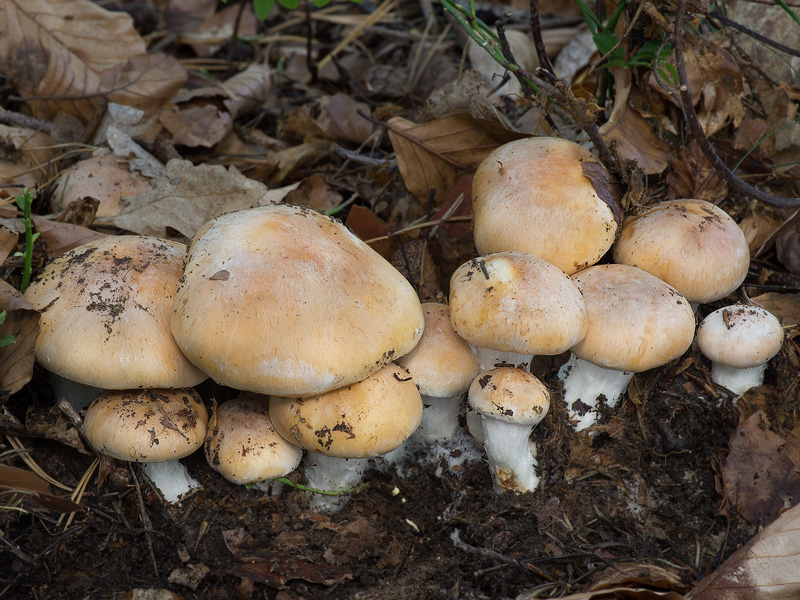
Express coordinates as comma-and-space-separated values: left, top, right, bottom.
140, 460, 201, 504
480, 415, 540, 493
558, 354, 634, 431
711, 362, 768, 397
416, 395, 463, 443
303, 452, 369, 514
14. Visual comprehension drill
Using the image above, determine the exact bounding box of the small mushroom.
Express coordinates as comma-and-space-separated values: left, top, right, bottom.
696, 305, 784, 396
84, 388, 209, 503
468, 367, 550, 494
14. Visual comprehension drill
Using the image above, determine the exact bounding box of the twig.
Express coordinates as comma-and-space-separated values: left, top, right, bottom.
529, 0, 556, 76
673, 0, 800, 208
708, 11, 800, 58
0, 110, 52, 133
364, 215, 471, 244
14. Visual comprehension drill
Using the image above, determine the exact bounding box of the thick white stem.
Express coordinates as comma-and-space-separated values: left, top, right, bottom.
416, 395, 463, 442
480, 416, 539, 493
558, 354, 634, 431
711, 362, 767, 397
49, 373, 102, 411
303, 452, 369, 514
473, 347, 534, 372
140, 460, 201, 504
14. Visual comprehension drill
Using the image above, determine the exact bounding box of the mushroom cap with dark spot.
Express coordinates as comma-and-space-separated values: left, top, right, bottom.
468, 367, 550, 425
697, 305, 784, 368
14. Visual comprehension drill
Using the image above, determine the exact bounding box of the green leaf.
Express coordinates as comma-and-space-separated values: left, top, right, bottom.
593, 32, 623, 63
278, 0, 301, 8
313, 0, 331, 6
253, 0, 276, 20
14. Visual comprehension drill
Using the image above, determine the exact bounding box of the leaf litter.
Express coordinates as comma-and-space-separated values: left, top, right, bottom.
2, 1, 800, 599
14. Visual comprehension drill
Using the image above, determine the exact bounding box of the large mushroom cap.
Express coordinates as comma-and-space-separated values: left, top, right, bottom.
697, 305, 784, 369
84, 388, 208, 463
472, 137, 619, 275
170, 204, 424, 397
205, 395, 303, 485
612, 199, 750, 304
449, 252, 588, 356
269, 363, 423, 459
395, 303, 480, 398
570, 264, 696, 372
23, 236, 207, 390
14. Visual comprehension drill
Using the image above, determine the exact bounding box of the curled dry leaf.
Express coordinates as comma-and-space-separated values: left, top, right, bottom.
0, 125, 54, 197
387, 112, 528, 203
749, 292, 800, 329
721, 411, 800, 524
688, 500, 800, 599
0, 279, 39, 402
0, 225, 19, 266
31, 216, 106, 259
0, 465, 82, 513
0, 0, 186, 121
102, 159, 299, 239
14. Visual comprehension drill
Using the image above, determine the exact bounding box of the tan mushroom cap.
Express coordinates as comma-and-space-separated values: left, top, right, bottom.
449, 252, 588, 355
51, 151, 153, 218
570, 264, 696, 372
468, 367, 550, 425
472, 137, 619, 274
23, 236, 207, 390
612, 199, 750, 304
84, 388, 209, 463
205, 395, 303, 485
395, 303, 480, 397
697, 305, 784, 368
269, 363, 423, 459
170, 204, 424, 397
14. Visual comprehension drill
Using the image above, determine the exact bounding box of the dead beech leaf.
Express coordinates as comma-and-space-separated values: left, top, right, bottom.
315, 94, 374, 144
749, 292, 800, 328
0, 464, 81, 513
689, 500, 800, 599
387, 112, 528, 202
722, 411, 800, 524
0, 0, 186, 121
739, 212, 783, 254
0, 225, 19, 266
0, 125, 54, 196
666, 140, 724, 201
102, 159, 298, 239
31, 217, 106, 259
160, 104, 233, 148
283, 176, 342, 213
0, 279, 39, 402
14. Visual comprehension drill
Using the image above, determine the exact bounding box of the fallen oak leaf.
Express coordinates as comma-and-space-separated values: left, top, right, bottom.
0, 464, 81, 513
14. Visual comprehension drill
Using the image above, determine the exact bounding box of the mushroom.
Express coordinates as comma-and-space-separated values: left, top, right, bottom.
449, 252, 587, 371
467, 367, 550, 493
23, 236, 208, 409
696, 305, 784, 396
612, 199, 750, 309
269, 363, 422, 513
557, 264, 696, 431
84, 388, 208, 503
395, 303, 480, 443
170, 204, 424, 398
472, 137, 620, 275
204, 394, 303, 493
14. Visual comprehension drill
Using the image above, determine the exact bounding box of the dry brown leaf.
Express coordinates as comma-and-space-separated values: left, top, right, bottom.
0, 0, 186, 121
160, 104, 233, 148
0, 279, 39, 402
183, 1, 258, 58
283, 176, 342, 213
600, 69, 671, 175
102, 159, 298, 239
0, 125, 54, 196
739, 212, 783, 254
666, 140, 725, 201
722, 411, 800, 524
387, 112, 528, 202
0, 464, 81, 513
31, 217, 106, 258
689, 500, 800, 599
0, 225, 19, 266
749, 292, 800, 328
315, 94, 374, 144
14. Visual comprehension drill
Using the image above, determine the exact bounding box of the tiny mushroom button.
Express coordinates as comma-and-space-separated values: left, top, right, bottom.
697, 305, 784, 396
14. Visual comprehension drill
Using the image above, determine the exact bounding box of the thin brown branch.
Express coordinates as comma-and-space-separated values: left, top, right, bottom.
529, 0, 556, 76
673, 0, 800, 208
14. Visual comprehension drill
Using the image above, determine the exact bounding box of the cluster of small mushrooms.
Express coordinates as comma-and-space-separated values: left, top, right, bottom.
22, 136, 785, 510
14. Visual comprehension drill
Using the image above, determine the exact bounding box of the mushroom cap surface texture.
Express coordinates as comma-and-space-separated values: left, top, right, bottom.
449, 252, 588, 356
23, 236, 207, 389
570, 264, 696, 372
204, 395, 303, 485
468, 367, 550, 425
697, 305, 784, 368
472, 137, 619, 275
84, 388, 209, 462
395, 303, 480, 397
612, 199, 750, 304
170, 204, 424, 397
269, 363, 423, 459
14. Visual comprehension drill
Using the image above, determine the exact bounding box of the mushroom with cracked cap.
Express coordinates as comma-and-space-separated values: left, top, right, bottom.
696, 305, 784, 396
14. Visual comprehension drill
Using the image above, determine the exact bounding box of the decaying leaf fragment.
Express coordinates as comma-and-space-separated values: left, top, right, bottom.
0, 464, 81, 513
0, 279, 39, 402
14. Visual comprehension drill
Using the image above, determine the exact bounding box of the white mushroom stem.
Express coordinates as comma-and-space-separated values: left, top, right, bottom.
303, 452, 369, 514
473, 347, 534, 372
710, 362, 768, 397
49, 373, 102, 411
558, 354, 634, 431
139, 460, 201, 504
479, 415, 539, 493
416, 395, 463, 442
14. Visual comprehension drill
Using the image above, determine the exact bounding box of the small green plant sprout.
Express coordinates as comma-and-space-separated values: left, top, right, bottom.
14, 188, 39, 294
222, 0, 363, 22
0, 311, 16, 347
